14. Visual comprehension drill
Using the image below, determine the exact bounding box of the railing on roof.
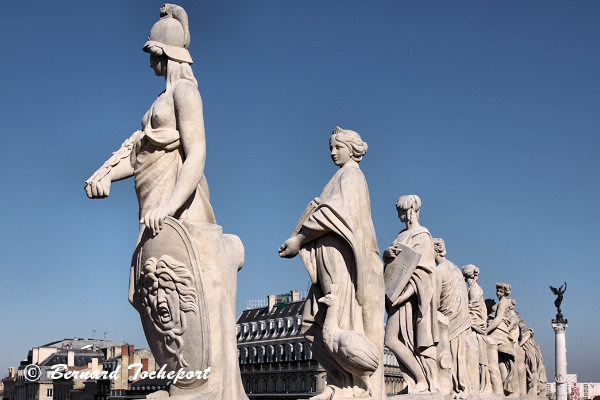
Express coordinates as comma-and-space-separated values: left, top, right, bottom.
244, 290, 309, 310
245, 298, 268, 309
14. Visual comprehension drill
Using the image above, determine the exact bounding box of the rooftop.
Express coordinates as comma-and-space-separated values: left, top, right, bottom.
40, 338, 123, 350
237, 300, 304, 324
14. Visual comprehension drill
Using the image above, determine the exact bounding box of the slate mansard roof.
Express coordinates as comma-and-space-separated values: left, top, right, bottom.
237, 300, 305, 324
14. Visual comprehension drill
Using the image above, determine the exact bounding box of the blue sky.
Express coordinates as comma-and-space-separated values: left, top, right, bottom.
1, 1, 599, 382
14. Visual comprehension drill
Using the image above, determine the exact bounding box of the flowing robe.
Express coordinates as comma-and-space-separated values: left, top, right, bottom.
126, 82, 247, 400
519, 323, 544, 395
132, 85, 215, 224
437, 259, 476, 394
467, 283, 491, 393
298, 163, 385, 398
488, 298, 515, 357
385, 226, 439, 388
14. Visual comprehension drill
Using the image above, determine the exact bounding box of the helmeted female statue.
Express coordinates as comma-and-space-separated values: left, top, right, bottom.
85, 5, 247, 399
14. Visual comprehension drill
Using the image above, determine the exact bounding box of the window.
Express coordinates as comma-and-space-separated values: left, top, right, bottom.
47, 389, 53, 397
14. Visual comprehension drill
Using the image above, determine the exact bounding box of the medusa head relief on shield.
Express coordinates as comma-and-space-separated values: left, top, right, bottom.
138, 255, 199, 368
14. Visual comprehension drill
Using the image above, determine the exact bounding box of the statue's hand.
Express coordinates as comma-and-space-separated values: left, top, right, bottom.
383, 246, 400, 263
141, 205, 175, 236
278, 235, 302, 258
85, 175, 111, 199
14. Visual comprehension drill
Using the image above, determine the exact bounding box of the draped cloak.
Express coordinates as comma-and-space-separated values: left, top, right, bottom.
131, 87, 216, 225
437, 260, 471, 342
125, 82, 248, 400
298, 163, 385, 398
467, 284, 491, 393
388, 227, 439, 355
437, 259, 476, 394
468, 284, 490, 367
488, 298, 515, 358
128, 83, 216, 306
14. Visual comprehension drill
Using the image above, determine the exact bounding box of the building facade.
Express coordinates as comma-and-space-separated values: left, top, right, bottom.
2, 338, 165, 400
236, 290, 405, 399
546, 375, 600, 400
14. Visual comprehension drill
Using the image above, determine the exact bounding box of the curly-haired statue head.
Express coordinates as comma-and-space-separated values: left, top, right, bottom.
433, 237, 446, 255
462, 264, 480, 279
462, 264, 482, 288
496, 282, 512, 299
329, 126, 368, 164
139, 255, 198, 367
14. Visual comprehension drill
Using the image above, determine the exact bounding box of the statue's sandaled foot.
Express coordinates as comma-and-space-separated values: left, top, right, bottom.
146, 390, 169, 399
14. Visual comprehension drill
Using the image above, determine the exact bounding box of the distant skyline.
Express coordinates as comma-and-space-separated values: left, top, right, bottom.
1, 1, 599, 382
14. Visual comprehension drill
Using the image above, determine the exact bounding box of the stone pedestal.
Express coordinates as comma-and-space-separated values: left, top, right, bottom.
552, 320, 568, 400
387, 394, 452, 400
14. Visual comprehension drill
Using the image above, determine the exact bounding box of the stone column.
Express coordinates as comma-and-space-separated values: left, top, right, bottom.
552, 320, 568, 400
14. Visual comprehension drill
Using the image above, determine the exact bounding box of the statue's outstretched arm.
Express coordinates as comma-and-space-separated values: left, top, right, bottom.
85, 130, 141, 198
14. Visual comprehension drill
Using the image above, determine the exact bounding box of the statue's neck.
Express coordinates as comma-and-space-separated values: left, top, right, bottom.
406, 221, 421, 230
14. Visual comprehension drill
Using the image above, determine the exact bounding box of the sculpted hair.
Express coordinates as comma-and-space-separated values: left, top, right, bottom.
166, 59, 198, 89
462, 264, 480, 278
396, 194, 421, 212
145, 44, 198, 89
330, 126, 368, 162
496, 282, 512, 295
155, 256, 199, 315
433, 238, 446, 254
138, 255, 199, 368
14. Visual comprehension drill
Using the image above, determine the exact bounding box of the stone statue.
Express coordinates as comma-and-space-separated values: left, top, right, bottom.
486, 283, 516, 395
518, 318, 547, 398
85, 4, 248, 399
508, 302, 526, 396
383, 195, 440, 394
279, 127, 385, 399
433, 238, 479, 397
461, 264, 491, 394
550, 282, 567, 321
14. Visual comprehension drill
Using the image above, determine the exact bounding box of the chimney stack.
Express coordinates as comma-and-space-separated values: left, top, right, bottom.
9, 367, 15, 378
67, 350, 75, 367
290, 290, 300, 302
267, 295, 277, 311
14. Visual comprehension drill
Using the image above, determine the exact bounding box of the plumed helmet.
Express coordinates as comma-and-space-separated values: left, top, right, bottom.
143, 4, 193, 64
